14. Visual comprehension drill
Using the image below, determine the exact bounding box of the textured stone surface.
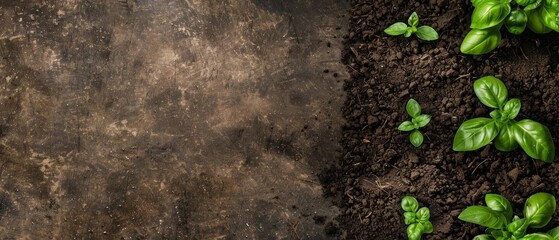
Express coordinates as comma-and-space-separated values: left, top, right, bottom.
0, 0, 347, 238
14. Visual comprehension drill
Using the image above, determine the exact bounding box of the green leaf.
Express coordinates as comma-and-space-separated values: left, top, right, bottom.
453, 118, 499, 151
485, 194, 513, 221
399, 121, 416, 131
384, 22, 408, 36
513, 119, 555, 163
490, 110, 503, 120
540, 5, 559, 31
517, 0, 538, 6
505, 9, 528, 34
458, 206, 507, 229
508, 218, 529, 237
524, 192, 556, 228
423, 221, 433, 234
471, 1, 512, 29
472, 0, 485, 7
416, 26, 439, 41
414, 114, 431, 128
473, 234, 493, 240
407, 223, 424, 240
547, 226, 559, 238
528, 7, 554, 33
408, 12, 419, 27
474, 76, 508, 109
546, 0, 559, 10
404, 211, 417, 225
416, 207, 430, 222
402, 196, 419, 212
524, 0, 543, 10
503, 98, 521, 119
495, 123, 519, 152
406, 99, 421, 117
460, 28, 502, 55
410, 130, 424, 147
520, 233, 553, 240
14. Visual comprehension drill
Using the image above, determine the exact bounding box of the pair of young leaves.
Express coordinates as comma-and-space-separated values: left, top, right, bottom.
398, 99, 431, 147
401, 196, 433, 240
452, 76, 555, 163
459, 193, 558, 239
462, 0, 559, 55
385, 12, 439, 41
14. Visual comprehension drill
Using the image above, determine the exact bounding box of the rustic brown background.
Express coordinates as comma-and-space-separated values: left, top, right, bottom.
0, 0, 347, 238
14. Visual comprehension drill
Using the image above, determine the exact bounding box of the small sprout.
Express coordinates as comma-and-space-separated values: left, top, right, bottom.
452, 76, 555, 163
384, 12, 439, 41
459, 192, 558, 239
401, 196, 433, 240
398, 99, 431, 147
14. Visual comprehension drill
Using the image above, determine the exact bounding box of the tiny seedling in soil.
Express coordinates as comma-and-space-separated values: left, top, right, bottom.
459, 192, 559, 239
398, 99, 432, 147
384, 12, 439, 41
401, 196, 433, 240
461, 0, 559, 55
453, 76, 555, 163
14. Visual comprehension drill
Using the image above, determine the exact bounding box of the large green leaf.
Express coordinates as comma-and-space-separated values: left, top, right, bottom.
508, 218, 529, 237
485, 194, 513, 221
495, 123, 519, 152
460, 28, 502, 55
416, 26, 439, 41
453, 118, 499, 151
545, 0, 559, 10
473, 234, 493, 240
414, 114, 431, 128
505, 9, 528, 34
540, 5, 559, 31
474, 76, 508, 109
406, 98, 421, 117
471, 1, 511, 29
525, 0, 544, 10
520, 233, 554, 240
402, 196, 419, 212
385, 22, 408, 36
458, 206, 507, 229
524, 192, 556, 228
528, 7, 554, 33
407, 223, 424, 240
503, 98, 521, 119
513, 119, 555, 163
517, 0, 539, 6
399, 121, 416, 131
547, 226, 559, 239
416, 207, 430, 222
410, 130, 424, 148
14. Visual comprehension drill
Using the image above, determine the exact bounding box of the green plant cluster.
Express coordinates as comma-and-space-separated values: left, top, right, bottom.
461, 0, 559, 55
401, 196, 433, 240
384, 12, 439, 41
459, 193, 559, 239
398, 99, 432, 147
452, 76, 555, 163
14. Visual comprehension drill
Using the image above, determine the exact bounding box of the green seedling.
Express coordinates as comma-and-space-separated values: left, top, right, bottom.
384, 12, 439, 41
398, 99, 432, 147
453, 76, 555, 163
461, 0, 559, 55
401, 196, 433, 240
459, 192, 559, 239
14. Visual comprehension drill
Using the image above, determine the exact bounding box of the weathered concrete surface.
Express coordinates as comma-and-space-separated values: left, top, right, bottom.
0, 0, 347, 239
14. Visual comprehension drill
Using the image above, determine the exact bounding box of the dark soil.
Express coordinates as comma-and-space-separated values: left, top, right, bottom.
322, 0, 559, 239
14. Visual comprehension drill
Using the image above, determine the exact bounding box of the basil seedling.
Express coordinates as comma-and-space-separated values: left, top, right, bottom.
398, 99, 432, 147
453, 76, 555, 163
401, 196, 433, 240
459, 193, 559, 239
461, 0, 559, 55
384, 12, 439, 41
